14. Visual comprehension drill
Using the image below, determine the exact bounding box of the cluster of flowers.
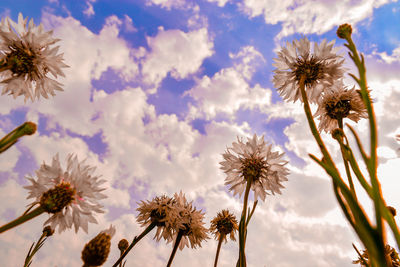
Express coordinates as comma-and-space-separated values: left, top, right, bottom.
273, 34, 367, 133
0, 11, 397, 267
0, 13, 292, 266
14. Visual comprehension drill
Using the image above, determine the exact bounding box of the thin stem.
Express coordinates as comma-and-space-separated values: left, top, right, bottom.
213, 235, 224, 267
246, 200, 258, 227
112, 222, 156, 267
238, 177, 252, 267
297, 75, 337, 172
337, 118, 356, 198
352, 243, 369, 267
24, 233, 47, 267
166, 231, 183, 267
0, 206, 45, 234
345, 34, 387, 262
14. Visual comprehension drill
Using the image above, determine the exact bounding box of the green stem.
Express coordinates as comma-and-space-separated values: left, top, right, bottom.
337, 118, 356, 198
213, 235, 224, 267
112, 222, 156, 267
24, 233, 47, 267
345, 35, 387, 263
238, 178, 252, 267
0, 206, 45, 234
246, 200, 258, 228
0, 122, 37, 154
166, 230, 184, 267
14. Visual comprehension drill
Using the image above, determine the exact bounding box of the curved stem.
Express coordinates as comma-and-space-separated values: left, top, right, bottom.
213, 235, 224, 267
24, 233, 47, 267
112, 222, 156, 267
345, 35, 387, 262
166, 231, 183, 267
0, 206, 45, 234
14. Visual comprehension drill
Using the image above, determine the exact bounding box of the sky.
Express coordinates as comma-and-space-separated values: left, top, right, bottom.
0, 0, 400, 266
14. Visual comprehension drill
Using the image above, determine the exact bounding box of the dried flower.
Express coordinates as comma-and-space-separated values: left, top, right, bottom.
0, 13, 68, 101
210, 209, 238, 243
220, 134, 289, 201
353, 244, 400, 266
81, 225, 116, 267
24, 154, 107, 233
173, 191, 208, 250
273, 37, 344, 103
137, 195, 182, 242
314, 81, 367, 133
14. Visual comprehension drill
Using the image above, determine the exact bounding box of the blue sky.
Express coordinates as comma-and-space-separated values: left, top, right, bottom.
1, 0, 400, 266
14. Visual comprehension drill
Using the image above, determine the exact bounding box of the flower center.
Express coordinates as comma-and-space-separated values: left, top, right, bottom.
81, 233, 111, 267
150, 208, 167, 226
241, 157, 267, 181
216, 218, 234, 235
293, 57, 324, 87
325, 99, 351, 120
40, 182, 76, 213
5, 44, 37, 76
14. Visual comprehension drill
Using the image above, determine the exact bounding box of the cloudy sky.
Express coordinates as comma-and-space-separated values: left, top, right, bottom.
1, 0, 400, 266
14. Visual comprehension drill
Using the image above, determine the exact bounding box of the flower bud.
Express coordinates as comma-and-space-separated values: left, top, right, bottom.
337, 24, 352, 39
118, 239, 129, 252
42, 226, 54, 237
81, 232, 111, 267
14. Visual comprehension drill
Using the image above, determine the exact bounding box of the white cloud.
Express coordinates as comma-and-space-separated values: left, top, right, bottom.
185, 46, 270, 120
0, 13, 141, 137
123, 14, 137, 32
146, 0, 188, 10
83, 0, 97, 17
142, 27, 214, 89
207, 0, 230, 7
239, 0, 396, 38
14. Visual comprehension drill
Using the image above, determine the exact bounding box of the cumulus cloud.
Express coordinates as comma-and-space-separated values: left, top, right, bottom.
239, 0, 396, 38
207, 0, 230, 7
145, 0, 190, 10
83, 0, 97, 17
142, 27, 214, 89
185, 46, 270, 120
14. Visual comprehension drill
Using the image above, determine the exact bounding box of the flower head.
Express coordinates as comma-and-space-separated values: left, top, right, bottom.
0, 13, 68, 102
314, 81, 367, 133
24, 153, 107, 233
173, 191, 208, 250
220, 134, 289, 201
352, 244, 400, 267
209, 209, 238, 243
273, 37, 344, 103
136, 195, 182, 242
81, 225, 115, 267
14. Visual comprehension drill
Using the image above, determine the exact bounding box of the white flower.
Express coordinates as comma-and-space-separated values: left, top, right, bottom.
172, 191, 208, 250
273, 37, 344, 103
314, 81, 367, 133
24, 153, 107, 233
0, 13, 68, 102
220, 134, 289, 201
136, 195, 182, 242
